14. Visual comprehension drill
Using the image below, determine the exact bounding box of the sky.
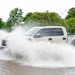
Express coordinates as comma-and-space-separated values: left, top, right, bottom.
0, 0, 75, 21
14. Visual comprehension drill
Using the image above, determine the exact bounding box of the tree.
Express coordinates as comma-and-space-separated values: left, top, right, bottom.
7, 8, 23, 28
24, 11, 62, 26
0, 18, 5, 29
64, 18, 75, 33
65, 8, 75, 19
4, 20, 12, 31
23, 12, 33, 21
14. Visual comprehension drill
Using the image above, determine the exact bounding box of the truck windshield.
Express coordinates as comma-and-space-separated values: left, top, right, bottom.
24, 27, 39, 36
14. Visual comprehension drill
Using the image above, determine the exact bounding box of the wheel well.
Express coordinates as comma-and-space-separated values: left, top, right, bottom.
71, 39, 75, 46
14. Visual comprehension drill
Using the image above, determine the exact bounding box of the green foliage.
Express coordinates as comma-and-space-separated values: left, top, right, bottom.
23, 12, 33, 21
4, 20, 12, 31
0, 7, 75, 34
65, 8, 75, 19
7, 8, 23, 27
64, 18, 75, 33
0, 18, 5, 29
64, 7, 75, 33
23, 11, 62, 26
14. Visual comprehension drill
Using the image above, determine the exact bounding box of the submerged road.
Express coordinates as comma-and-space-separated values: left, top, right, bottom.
0, 60, 75, 75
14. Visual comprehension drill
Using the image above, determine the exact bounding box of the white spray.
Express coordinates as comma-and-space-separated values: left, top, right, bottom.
0, 26, 75, 68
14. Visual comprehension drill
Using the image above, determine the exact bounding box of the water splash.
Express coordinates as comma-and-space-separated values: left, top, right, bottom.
0, 27, 75, 68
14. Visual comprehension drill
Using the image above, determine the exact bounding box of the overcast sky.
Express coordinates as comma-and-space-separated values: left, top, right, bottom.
0, 0, 75, 21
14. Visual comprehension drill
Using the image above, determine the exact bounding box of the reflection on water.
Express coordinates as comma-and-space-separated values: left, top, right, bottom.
0, 60, 75, 75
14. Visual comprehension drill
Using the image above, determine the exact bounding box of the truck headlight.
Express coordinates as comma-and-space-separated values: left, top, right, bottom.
2, 39, 7, 46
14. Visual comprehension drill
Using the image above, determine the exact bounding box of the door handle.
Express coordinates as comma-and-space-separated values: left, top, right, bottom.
63, 37, 66, 40
48, 38, 52, 40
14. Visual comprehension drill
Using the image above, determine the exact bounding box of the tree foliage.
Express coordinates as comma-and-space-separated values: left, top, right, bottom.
23, 12, 33, 21
64, 18, 75, 33
65, 8, 75, 19
7, 8, 23, 28
0, 7, 75, 33
23, 11, 62, 26
0, 18, 5, 29
4, 20, 12, 31
64, 8, 75, 33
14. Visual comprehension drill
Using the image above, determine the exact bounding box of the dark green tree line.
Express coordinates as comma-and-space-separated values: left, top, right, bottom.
23, 11, 62, 26
64, 8, 75, 33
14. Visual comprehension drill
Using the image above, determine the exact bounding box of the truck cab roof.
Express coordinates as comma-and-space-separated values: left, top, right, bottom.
33, 26, 65, 29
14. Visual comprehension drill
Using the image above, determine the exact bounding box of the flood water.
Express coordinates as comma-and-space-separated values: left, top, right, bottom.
0, 60, 75, 75
0, 27, 75, 75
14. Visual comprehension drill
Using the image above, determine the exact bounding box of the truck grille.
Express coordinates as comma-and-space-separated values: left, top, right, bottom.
2, 40, 7, 46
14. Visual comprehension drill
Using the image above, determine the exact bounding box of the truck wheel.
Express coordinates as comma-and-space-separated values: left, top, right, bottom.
71, 39, 75, 46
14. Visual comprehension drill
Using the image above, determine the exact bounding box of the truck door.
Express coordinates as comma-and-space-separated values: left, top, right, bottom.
33, 28, 67, 43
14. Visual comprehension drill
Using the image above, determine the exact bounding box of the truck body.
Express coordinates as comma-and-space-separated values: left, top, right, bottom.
24, 26, 75, 44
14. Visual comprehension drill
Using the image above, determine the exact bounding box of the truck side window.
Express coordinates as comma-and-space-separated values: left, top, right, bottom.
36, 28, 64, 37
51, 28, 64, 36
36, 28, 51, 37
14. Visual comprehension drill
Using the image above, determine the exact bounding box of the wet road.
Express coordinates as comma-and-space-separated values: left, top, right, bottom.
0, 60, 75, 75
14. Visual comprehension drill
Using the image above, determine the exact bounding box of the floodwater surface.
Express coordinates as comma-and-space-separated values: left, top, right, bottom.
0, 60, 75, 75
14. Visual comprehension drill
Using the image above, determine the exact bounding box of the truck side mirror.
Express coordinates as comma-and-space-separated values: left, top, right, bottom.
34, 34, 41, 38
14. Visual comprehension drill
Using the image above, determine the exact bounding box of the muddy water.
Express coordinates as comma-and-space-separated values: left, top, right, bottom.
0, 60, 75, 75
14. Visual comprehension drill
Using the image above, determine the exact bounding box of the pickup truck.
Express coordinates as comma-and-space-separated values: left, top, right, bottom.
1, 26, 75, 49
24, 26, 75, 45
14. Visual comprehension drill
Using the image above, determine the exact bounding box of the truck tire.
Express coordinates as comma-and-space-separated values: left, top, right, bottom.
71, 39, 75, 46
